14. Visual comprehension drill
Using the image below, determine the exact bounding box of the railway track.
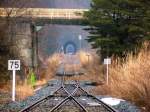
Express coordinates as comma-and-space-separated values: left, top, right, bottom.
20, 83, 118, 112
20, 54, 118, 112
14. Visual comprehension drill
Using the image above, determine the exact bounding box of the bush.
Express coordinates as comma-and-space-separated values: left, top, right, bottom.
27, 69, 36, 87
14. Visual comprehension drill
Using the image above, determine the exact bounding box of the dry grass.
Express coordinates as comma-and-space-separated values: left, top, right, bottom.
3, 80, 47, 101
77, 51, 93, 67
16, 81, 34, 100
0, 82, 11, 104
1, 80, 47, 101
0, 80, 34, 102
39, 51, 103, 82
68, 51, 104, 82
35, 79, 47, 86
94, 43, 150, 112
39, 53, 61, 80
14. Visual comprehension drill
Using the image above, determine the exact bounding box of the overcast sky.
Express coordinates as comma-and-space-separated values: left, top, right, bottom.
0, 0, 91, 9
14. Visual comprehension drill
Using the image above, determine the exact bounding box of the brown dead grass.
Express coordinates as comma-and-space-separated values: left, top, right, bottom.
39, 53, 61, 80
45, 53, 61, 78
0, 81, 11, 104
93, 43, 150, 112
68, 51, 104, 82
35, 79, 47, 86
16, 81, 34, 100
0, 80, 34, 102
40, 51, 103, 82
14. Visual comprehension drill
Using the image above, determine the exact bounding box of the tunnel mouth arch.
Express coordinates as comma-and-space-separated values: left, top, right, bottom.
64, 41, 77, 54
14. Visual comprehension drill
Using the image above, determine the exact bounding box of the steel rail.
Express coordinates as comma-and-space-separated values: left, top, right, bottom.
50, 84, 88, 112
90, 95, 118, 112
63, 84, 89, 112
64, 84, 118, 112
20, 83, 118, 112
78, 87, 118, 112
19, 95, 54, 112
19, 85, 61, 112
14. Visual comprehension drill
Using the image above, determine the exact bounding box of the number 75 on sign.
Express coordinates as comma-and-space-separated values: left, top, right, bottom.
8, 60, 20, 71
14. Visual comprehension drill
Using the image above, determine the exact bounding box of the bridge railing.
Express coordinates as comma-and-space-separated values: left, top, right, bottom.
0, 8, 89, 19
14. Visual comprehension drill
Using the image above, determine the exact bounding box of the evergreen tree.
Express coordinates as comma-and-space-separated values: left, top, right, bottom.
85, 0, 150, 58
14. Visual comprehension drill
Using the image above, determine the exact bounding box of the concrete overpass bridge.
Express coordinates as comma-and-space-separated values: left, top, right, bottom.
0, 8, 89, 25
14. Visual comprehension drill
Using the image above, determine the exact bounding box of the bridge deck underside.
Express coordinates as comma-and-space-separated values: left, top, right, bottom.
0, 17, 88, 25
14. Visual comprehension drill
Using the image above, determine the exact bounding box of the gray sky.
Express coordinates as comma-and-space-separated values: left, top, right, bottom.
0, 0, 91, 9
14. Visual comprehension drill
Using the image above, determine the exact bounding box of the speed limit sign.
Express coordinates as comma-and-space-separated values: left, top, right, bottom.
8, 60, 20, 101
8, 60, 20, 71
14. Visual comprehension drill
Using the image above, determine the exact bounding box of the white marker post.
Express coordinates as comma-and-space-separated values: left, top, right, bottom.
78, 35, 82, 50
8, 60, 20, 101
104, 58, 111, 85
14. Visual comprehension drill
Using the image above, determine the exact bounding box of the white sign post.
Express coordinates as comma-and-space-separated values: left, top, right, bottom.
104, 58, 111, 85
8, 60, 20, 101
78, 35, 82, 50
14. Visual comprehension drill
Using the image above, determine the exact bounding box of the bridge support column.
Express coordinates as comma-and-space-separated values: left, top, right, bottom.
5, 22, 33, 79
30, 23, 39, 77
